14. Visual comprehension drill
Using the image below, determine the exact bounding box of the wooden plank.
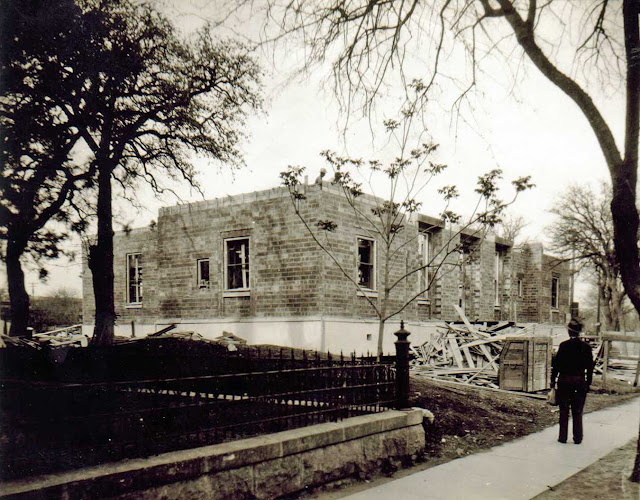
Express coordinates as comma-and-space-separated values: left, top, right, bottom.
453, 304, 479, 334
448, 337, 465, 368
460, 334, 512, 349
602, 340, 610, 390
601, 333, 640, 343
478, 344, 498, 370
34, 324, 83, 337
486, 321, 510, 332
607, 355, 640, 361
462, 346, 476, 368
420, 377, 548, 399
465, 353, 501, 384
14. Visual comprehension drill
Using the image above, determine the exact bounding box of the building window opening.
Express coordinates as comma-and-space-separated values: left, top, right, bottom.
357, 237, 375, 290
551, 275, 559, 309
127, 253, 142, 304
518, 278, 523, 298
494, 250, 503, 307
418, 231, 431, 298
226, 237, 250, 290
197, 258, 210, 289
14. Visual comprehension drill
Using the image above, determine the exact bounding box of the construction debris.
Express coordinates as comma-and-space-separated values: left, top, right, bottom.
213, 331, 248, 351
0, 324, 87, 350
410, 306, 538, 390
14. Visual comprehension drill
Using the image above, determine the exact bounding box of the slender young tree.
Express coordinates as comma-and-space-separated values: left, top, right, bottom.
281, 118, 532, 356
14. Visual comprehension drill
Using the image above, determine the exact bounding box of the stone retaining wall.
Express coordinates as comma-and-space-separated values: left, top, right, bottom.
2, 409, 425, 500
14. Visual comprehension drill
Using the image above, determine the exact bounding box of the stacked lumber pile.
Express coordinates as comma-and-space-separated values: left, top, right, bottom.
410, 306, 531, 388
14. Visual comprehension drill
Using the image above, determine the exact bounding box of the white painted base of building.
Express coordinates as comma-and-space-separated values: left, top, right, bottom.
82, 316, 444, 354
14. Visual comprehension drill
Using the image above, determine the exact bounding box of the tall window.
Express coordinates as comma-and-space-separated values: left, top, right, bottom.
357, 237, 375, 290
225, 237, 250, 290
494, 251, 503, 307
551, 275, 559, 309
126, 253, 142, 304
418, 232, 431, 298
518, 278, 523, 298
197, 258, 210, 289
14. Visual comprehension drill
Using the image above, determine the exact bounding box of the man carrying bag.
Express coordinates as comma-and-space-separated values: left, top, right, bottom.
550, 317, 594, 444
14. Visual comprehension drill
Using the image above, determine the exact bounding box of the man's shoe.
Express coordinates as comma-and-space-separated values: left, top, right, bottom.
558, 439, 567, 444
574, 440, 582, 444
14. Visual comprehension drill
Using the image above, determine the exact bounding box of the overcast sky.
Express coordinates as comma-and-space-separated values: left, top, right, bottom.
12, 1, 622, 303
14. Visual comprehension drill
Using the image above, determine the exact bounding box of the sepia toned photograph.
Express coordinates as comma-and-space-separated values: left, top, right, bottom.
1, 1, 640, 498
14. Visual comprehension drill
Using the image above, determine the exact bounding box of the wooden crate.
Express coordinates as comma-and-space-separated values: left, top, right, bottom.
499, 336, 552, 392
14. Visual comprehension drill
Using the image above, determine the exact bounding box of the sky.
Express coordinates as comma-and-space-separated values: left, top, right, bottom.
10, 1, 623, 304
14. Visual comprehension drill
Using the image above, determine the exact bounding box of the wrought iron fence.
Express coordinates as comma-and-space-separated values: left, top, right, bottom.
1, 323, 413, 480
1, 359, 396, 480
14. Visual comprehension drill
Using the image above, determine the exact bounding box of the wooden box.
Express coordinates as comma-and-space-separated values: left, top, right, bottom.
499, 336, 553, 392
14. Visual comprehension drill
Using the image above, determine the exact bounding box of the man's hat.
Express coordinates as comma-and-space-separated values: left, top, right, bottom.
567, 317, 583, 335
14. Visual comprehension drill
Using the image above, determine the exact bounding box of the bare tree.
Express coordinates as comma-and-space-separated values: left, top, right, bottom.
282, 117, 532, 356
497, 214, 527, 243
549, 182, 625, 330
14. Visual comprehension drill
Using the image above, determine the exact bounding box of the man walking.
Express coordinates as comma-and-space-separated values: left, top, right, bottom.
550, 317, 594, 444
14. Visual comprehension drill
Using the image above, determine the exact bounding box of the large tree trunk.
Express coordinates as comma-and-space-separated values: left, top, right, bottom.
609, 287, 626, 332
6, 239, 29, 337
90, 165, 116, 346
601, 279, 625, 331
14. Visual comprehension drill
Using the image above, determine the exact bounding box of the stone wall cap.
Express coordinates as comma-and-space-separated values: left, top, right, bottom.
0, 410, 423, 499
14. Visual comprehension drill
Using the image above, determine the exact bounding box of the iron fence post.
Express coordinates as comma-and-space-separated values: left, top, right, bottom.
394, 321, 411, 410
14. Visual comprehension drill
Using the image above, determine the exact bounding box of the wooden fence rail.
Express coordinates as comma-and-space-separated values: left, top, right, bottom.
600, 332, 640, 389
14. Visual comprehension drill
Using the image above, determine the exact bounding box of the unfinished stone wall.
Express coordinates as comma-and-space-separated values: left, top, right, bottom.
82, 227, 159, 327
82, 185, 571, 344
510, 243, 571, 324
313, 185, 420, 322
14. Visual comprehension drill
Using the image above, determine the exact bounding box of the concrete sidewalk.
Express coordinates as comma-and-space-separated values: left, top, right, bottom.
341, 397, 640, 500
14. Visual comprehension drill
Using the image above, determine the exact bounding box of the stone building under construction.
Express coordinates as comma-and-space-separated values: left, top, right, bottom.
82, 183, 571, 353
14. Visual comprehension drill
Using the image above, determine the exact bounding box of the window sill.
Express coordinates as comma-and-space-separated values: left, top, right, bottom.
224, 290, 251, 298
356, 289, 378, 298
125, 303, 143, 309
417, 298, 430, 305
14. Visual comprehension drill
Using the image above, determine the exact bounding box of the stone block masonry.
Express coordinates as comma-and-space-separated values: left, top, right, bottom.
0, 410, 426, 500
81, 184, 572, 351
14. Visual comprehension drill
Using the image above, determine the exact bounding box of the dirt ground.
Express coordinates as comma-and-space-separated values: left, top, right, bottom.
533, 440, 640, 500
299, 374, 640, 499
411, 375, 640, 464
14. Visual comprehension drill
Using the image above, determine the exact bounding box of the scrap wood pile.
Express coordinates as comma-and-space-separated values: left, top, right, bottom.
410, 307, 533, 388
0, 324, 86, 349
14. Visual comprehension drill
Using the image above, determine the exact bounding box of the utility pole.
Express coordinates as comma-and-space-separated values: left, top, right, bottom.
596, 275, 602, 337
570, 248, 575, 314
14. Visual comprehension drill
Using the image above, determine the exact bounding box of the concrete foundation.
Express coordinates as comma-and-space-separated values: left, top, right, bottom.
82, 316, 444, 354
